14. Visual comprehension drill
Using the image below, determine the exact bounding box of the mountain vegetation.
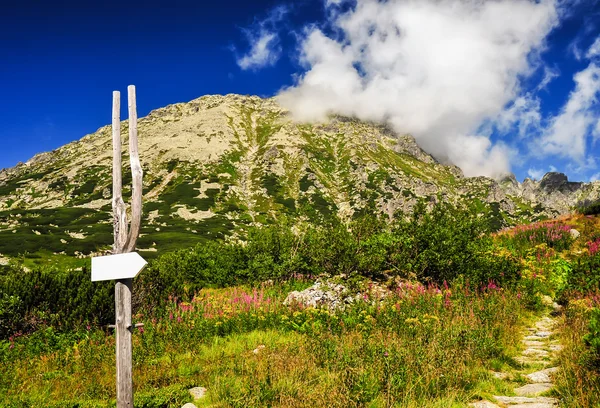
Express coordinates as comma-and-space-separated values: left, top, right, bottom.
1, 95, 600, 407
1, 95, 600, 267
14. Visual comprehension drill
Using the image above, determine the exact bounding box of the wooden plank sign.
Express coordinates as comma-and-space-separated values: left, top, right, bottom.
91, 252, 147, 282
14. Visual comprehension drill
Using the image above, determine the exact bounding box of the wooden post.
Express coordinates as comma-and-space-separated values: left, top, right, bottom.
112, 85, 143, 408
115, 278, 133, 407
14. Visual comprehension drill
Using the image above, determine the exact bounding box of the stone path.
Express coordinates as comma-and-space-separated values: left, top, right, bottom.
470, 312, 561, 408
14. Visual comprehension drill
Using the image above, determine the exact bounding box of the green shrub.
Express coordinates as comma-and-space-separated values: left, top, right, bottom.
0, 265, 113, 338
0, 294, 23, 339
577, 198, 600, 216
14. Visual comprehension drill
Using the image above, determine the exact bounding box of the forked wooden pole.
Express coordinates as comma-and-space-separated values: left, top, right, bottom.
112, 86, 143, 407
112, 91, 128, 253
125, 85, 143, 253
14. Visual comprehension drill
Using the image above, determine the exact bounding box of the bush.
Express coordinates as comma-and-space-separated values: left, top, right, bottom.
499, 221, 574, 256
577, 198, 600, 216
569, 238, 600, 293
392, 202, 516, 285
141, 201, 514, 295
3, 201, 521, 339
0, 265, 113, 339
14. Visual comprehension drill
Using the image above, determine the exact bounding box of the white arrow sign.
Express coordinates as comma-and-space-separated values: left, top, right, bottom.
91, 252, 147, 282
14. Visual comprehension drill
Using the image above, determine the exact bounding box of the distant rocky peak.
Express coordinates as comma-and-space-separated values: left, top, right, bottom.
500, 173, 518, 186
539, 172, 582, 193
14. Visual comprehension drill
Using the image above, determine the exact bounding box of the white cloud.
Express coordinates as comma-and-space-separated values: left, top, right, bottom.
537, 62, 600, 160
566, 155, 598, 175
528, 168, 545, 180
587, 37, 600, 58
591, 172, 600, 181
235, 6, 290, 71
237, 32, 280, 70
537, 66, 560, 91
495, 93, 542, 139
277, 0, 560, 178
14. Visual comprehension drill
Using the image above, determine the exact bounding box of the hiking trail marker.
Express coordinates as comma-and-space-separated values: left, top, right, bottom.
91, 252, 147, 282
91, 85, 144, 408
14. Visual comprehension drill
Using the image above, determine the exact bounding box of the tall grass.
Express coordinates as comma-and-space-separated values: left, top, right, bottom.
0, 282, 527, 407
554, 297, 600, 407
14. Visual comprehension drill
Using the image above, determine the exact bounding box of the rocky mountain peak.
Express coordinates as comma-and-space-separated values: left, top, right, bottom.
1, 94, 600, 261
539, 172, 582, 193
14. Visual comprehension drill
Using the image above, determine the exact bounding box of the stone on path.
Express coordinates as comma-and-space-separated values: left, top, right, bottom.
469, 400, 501, 407
494, 396, 558, 405
526, 367, 558, 383
522, 340, 546, 347
189, 386, 207, 400
516, 356, 552, 367
522, 348, 549, 357
514, 383, 554, 396
181, 404, 197, 408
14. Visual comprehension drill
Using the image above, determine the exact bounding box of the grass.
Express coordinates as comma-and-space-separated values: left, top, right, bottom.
0, 281, 531, 407
554, 298, 600, 407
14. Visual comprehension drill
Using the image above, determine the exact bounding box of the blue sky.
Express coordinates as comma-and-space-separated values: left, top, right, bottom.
1, 0, 600, 182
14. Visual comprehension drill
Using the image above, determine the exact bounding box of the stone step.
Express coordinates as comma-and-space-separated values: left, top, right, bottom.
514, 383, 553, 396
469, 401, 500, 408
515, 357, 552, 367
493, 396, 558, 406
526, 367, 558, 383
522, 340, 546, 347
522, 348, 549, 357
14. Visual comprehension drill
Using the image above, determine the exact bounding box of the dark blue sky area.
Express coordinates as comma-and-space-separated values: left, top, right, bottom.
0, 0, 319, 168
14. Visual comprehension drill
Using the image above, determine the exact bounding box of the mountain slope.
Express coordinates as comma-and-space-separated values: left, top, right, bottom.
1, 94, 599, 262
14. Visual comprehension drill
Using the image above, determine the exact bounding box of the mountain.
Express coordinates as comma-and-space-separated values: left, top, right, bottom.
1, 94, 599, 263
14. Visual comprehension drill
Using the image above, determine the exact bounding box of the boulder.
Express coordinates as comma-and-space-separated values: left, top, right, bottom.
284, 281, 356, 311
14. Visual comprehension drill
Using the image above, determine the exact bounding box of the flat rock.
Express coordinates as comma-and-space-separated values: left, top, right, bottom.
534, 331, 553, 338
526, 367, 558, 383
510, 403, 557, 408
522, 348, 549, 356
524, 335, 545, 341
494, 396, 558, 405
516, 356, 551, 366
514, 383, 553, 396
469, 401, 501, 408
522, 340, 546, 347
189, 386, 207, 400
181, 404, 197, 408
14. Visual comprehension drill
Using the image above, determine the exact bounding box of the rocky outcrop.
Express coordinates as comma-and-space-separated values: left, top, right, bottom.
284, 281, 357, 311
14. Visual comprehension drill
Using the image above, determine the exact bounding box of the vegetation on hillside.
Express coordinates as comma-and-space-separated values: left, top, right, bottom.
1, 203, 600, 406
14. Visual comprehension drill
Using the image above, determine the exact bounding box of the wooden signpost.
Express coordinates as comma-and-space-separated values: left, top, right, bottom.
91, 85, 144, 408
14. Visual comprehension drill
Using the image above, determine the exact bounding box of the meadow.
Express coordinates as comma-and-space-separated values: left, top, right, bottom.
1, 202, 600, 407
